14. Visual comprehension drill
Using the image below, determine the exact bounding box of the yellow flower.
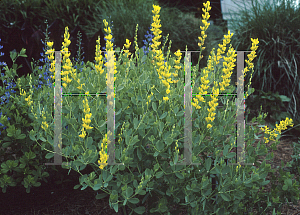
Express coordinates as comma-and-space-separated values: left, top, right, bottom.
149, 4, 178, 103
98, 134, 109, 169
41, 110, 49, 132
175, 140, 179, 154
260, 118, 293, 143
191, 1, 261, 131
236, 163, 241, 172
79, 96, 93, 139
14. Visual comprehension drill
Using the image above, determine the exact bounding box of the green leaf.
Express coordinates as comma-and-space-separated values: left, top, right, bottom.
141, 54, 147, 63
19, 164, 26, 169
174, 153, 178, 164
29, 133, 37, 141
134, 206, 146, 214
102, 170, 107, 181
234, 190, 246, 200
165, 136, 173, 146
176, 111, 184, 117
15, 129, 21, 137
39, 136, 46, 142
19, 48, 27, 56
137, 148, 142, 161
221, 166, 231, 175
210, 166, 219, 175
220, 193, 231, 201
116, 84, 124, 93
45, 153, 54, 159
96, 192, 108, 199
133, 117, 138, 130
205, 157, 212, 172
26, 151, 36, 160
131, 96, 136, 105
227, 152, 236, 159
126, 187, 133, 198
156, 140, 164, 151
145, 168, 152, 177
223, 145, 230, 157
86, 137, 93, 148
159, 112, 168, 119
119, 164, 125, 171
73, 184, 81, 189
261, 180, 270, 186
282, 185, 288, 191
130, 135, 140, 146
278, 94, 290, 102
110, 190, 118, 203
6, 124, 15, 137
174, 106, 179, 114
106, 175, 113, 183
115, 47, 121, 53
128, 92, 134, 97
33, 182, 41, 187
16, 134, 26, 140
128, 198, 139, 204
123, 198, 127, 206
285, 178, 292, 187
110, 165, 119, 175
155, 171, 164, 178
175, 172, 184, 179
81, 183, 88, 191
113, 202, 119, 212
10, 50, 18, 61
152, 102, 157, 111
158, 121, 164, 134
93, 183, 102, 191
2, 142, 11, 148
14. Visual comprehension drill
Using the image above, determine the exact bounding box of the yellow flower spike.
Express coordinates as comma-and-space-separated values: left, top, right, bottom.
46, 41, 53, 48
105, 34, 113, 41
103, 19, 108, 27
104, 26, 111, 35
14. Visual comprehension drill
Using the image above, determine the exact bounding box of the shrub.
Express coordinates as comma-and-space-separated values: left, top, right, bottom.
1, 1, 299, 214
0, 22, 80, 193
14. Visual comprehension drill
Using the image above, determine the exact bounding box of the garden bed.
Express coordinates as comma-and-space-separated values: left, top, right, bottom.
0, 118, 299, 215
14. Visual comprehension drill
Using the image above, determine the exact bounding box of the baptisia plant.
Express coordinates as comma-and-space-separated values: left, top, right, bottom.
15, 1, 299, 214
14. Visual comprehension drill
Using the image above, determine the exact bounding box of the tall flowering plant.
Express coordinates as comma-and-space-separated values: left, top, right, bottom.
16, 1, 299, 214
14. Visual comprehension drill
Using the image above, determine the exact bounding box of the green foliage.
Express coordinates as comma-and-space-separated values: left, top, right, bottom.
0, 49, 73, 194
246, 89, 293, 122
287, 139, 300, 177
13, 12, 297, 215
